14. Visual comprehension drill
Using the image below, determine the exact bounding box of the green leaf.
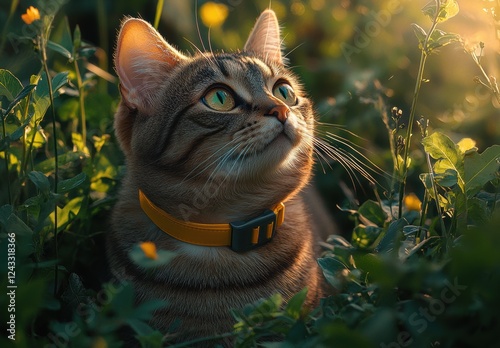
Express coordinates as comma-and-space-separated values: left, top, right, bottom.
0, 69, 22, 102
357, 200, 387, 227
411, 23, 427, 49
374, 218, 407, 253
427, 29, 461, 52
50, 196, 85, 231
73, 25, 81, 51
28, 171, 51, 194
352, 225, 383, 249
35, 151, 85, 174
464, 145, 500, 196
422, 132, 465, 192
3, 84, 36, 116
47, 40, 73, 59
434, 168, 458, 187
423, 0, 459, 23
51, 71, 70, 94
5, 213, 34, 236
285, 288, 308, 320
57, 172, 87, 193
318, 257, 349, 289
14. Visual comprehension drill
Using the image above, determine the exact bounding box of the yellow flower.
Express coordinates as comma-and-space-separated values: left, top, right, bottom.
21, 6, 40, 25
139, 241, 158, 260
404, 193, 422, 211
200, 2, 229, 27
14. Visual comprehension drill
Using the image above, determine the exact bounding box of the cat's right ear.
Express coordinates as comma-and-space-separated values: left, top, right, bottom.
114, 18, 186, 113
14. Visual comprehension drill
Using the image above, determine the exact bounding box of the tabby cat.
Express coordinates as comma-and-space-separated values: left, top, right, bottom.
108, 9, 325, 342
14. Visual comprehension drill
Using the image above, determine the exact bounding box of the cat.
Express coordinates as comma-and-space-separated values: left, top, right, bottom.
107, 9, 328, 344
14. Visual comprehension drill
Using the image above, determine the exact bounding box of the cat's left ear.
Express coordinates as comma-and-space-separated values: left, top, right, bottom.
244, 9, 283, 64
114, 18, 187, 113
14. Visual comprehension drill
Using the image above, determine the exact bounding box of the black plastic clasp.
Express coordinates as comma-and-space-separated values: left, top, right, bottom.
229, 209, 277, 252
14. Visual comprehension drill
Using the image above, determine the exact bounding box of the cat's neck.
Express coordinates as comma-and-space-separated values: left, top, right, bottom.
125, 172, 303, 224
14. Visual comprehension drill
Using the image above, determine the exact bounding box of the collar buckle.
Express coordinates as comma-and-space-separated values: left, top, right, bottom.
230, 207, 282, 252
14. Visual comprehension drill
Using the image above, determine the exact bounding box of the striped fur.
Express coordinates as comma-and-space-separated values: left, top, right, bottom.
109, 10, 323, 343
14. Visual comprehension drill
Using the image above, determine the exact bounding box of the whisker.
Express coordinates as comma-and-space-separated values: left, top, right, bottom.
194, 0, 207, 52
181, 138, 239, 182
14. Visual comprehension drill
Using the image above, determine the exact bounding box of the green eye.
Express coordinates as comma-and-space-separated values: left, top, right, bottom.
272, 82, 297, 106
203, 88, 236, 111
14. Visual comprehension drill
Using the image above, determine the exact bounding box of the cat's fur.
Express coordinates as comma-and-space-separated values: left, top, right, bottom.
108, 10, 324, 342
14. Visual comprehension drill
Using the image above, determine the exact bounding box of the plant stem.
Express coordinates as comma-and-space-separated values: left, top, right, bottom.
1, 110, 12, 205
74, 59, 87, 149
40, 35, 60, 296
397, 8, 440, 218
425, 152, 447, 251
154, 0, 165, 29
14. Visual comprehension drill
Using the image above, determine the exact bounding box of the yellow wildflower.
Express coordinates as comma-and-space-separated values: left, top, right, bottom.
404, 193, 422, 211
200, 2, 229, 27
21, 6, 40, 25
139, 241, 158, 260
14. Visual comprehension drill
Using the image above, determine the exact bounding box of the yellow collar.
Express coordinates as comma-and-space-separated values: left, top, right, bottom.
138, 190, 285, 252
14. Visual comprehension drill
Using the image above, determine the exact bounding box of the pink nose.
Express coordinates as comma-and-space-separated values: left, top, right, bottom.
266, 104, 290, 124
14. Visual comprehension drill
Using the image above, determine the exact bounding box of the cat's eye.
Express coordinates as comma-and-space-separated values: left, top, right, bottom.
272, 82, 297, 106
202, 87, 236, 111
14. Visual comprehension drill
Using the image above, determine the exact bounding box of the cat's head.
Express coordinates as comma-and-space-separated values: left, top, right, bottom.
114, 10, 315, 222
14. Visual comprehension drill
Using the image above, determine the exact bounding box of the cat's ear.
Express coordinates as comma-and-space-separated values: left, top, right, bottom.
244, 9, 283, 64
114, 18, 186, 112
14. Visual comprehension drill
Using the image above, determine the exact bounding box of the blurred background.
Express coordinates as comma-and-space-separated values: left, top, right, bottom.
1, 0, 499, 232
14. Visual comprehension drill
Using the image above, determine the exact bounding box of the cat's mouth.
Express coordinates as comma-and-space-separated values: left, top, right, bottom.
231, 130, 294, 161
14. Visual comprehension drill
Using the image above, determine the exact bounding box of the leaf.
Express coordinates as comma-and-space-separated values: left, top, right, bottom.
464, 145, 500, 196
422, 132, 465, 192
423, 0, 459, 23
427, 29, 461, 52
0, 69, 22, 102
57, 172, 87, 193
51, 71, 70, 94
28, 171, 51, 194
318, 257, 349, 289
47, 40, 73, 60
433, 168, 458, 187
357, 200, 387, 227
352, 225, 383, 249
411, 23, 427, 49
3, 84, 36, 116
50, 196, 85, 231
285, 288, 308, 320
374, 218, 407, 254
35, 151, 85, 174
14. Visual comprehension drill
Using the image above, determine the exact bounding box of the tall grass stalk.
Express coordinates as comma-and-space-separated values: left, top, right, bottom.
397, 1, 440, 219
154, 0, 165, 29
39, 19, 60, 296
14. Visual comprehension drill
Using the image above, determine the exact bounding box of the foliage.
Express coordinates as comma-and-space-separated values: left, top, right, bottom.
0, 0, 499, 348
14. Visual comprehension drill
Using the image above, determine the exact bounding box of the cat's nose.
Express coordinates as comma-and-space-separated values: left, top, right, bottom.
266, 104, 289, 124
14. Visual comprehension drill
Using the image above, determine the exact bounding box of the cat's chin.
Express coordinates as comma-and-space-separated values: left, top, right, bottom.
237, 134, 307, 177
